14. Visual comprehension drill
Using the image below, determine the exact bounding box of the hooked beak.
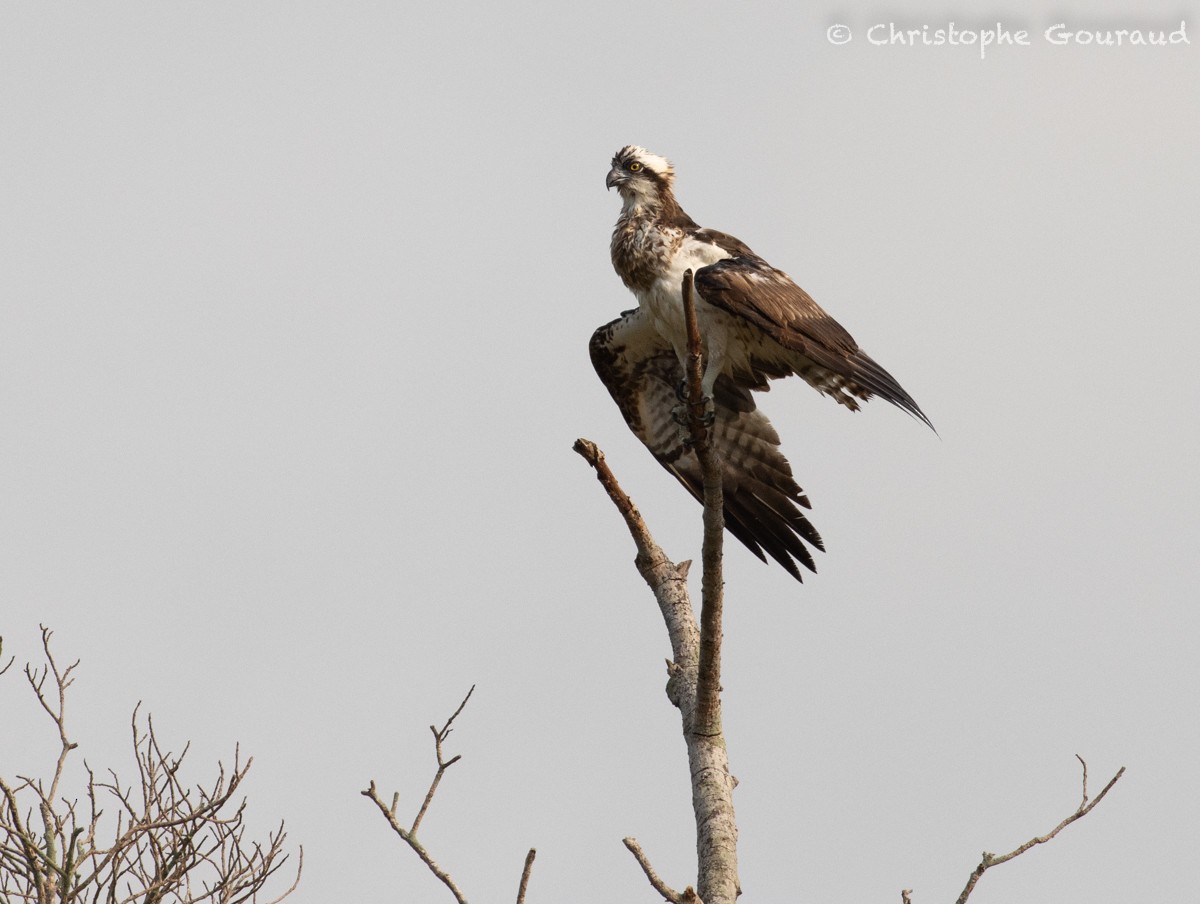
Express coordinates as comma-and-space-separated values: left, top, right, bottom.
605, 167, 621, 190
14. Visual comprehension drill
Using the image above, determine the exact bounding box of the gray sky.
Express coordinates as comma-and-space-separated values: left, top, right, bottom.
2, 2, 1197, 902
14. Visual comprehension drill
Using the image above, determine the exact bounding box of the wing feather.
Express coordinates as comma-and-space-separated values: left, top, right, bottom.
695, 255, 934, 430
590, 309, 823, 581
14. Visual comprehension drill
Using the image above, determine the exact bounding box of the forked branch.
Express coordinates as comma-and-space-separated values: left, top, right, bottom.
363, 687, 536, 904
949, 756, 1125, 904
411, 685, 474, 836
575, 269, 737, 904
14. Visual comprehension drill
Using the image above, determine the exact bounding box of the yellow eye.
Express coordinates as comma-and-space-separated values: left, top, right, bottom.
628, 161, 643, 172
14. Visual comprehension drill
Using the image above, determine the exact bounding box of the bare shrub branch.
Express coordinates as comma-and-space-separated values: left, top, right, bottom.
0, 626, 301, 904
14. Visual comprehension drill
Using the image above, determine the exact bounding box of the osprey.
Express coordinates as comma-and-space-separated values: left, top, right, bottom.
592, 145, 932, 582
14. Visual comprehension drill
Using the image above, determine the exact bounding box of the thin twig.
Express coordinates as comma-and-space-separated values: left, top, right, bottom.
0, 636, 14, 676
515, 847, 536, 904
260, 846, 304, 904
1076, 753, 1088, 807
364, 689, 480, 904
411, 686, 475, 836
623, 837, 683, 904
955, 758, 1126, 904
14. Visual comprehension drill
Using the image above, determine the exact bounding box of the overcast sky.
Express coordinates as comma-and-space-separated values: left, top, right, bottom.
2, 2, 1197, 902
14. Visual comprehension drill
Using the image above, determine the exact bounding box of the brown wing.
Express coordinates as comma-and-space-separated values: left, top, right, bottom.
590, 308, 823, 581
694, 253, 934, 430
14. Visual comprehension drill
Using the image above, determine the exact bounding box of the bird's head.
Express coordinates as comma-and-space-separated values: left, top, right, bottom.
606, 145, 675, 207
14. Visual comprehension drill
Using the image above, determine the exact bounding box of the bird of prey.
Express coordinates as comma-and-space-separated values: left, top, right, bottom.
592, 145, 932, 582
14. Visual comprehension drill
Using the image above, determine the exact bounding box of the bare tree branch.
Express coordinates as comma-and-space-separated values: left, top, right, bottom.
362, 782, 469, 904
411, 686, 474, 836
680, 270, 737, 904
515, 848, 536, 904
573, 438, 699, 689
681, 269, 726, 740
366, 687, 539, 904
623, 837, 683, 904
953, 757, 1125, 904
572, 440, 661, 564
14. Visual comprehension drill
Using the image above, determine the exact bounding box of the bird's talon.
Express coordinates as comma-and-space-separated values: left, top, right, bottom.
671, 397, 716, 432
674, 379, 715, 422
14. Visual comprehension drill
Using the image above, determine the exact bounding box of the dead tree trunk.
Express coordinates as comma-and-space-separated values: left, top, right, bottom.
575, 269, 738, 904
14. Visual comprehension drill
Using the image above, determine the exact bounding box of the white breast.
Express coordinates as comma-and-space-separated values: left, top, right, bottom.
638, 239, 733, 354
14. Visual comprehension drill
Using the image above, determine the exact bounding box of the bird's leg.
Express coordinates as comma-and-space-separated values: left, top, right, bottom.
671, 328, 720, 433
672, 371, 716, 432
693, 340, 725, 426
700, 351, 722, 405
